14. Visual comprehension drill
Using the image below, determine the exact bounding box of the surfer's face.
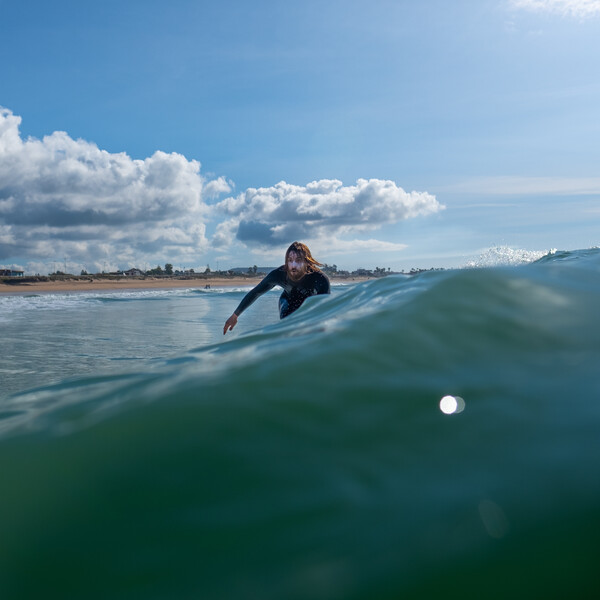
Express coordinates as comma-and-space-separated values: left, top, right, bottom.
286, 252, 307, 281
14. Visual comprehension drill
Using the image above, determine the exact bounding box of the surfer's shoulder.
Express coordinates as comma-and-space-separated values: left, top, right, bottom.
263, 266, 287, 283
309, 269, 329, 281
310, 269, 330, 292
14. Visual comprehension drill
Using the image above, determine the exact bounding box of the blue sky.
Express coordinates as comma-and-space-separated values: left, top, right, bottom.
1, 0, 599, 274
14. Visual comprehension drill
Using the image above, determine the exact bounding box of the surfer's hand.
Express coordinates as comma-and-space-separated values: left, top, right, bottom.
223, 313, 238, 335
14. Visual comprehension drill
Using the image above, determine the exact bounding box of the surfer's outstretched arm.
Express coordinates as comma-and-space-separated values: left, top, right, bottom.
222, 269, 282, 335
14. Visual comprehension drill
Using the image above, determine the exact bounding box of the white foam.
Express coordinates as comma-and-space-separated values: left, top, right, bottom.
462, 246, 550, 268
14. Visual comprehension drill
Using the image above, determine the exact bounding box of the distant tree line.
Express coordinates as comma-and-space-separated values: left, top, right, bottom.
46, 262, 442, 281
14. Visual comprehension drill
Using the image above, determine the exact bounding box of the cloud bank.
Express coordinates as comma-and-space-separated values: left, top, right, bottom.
0, 107, 231, 272
0, 107, 443, 273
510, 0, 600, 18
214, 179, 443, 247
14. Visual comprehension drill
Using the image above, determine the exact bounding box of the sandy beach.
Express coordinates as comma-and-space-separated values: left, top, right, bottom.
0, 277, 259, 295
0, 275, 372, 295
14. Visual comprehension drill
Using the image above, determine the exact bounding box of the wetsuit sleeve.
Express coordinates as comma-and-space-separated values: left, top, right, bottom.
233, 270, 281, 316
315, 272, 331, 294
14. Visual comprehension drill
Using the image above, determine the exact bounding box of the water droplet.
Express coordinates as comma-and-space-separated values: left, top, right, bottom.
439, 395, 465, 415
479, 499, 510, 539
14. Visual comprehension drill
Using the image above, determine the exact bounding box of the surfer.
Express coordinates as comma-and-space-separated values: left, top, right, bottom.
223, 241, 330, 334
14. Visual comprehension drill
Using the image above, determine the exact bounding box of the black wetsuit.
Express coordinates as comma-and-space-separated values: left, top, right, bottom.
234, 266, 330, 319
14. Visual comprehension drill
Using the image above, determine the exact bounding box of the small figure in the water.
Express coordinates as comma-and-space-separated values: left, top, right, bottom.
223, 241, 330, 335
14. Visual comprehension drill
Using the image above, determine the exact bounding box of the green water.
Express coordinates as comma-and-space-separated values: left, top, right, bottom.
1, 250, 600, 598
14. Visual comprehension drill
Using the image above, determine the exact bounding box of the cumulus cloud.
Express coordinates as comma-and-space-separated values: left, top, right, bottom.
1, 107, 444, 272
0, 107, 229, 271
215, 178, 444, 247
509, 0, 600, 18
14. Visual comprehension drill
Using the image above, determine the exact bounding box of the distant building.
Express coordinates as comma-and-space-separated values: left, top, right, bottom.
123, 268, 144, 277
229, 267, 276, 274
0, 269, 24, 277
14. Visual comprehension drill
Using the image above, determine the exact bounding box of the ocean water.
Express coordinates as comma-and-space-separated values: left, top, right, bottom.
1, 248, 600, 599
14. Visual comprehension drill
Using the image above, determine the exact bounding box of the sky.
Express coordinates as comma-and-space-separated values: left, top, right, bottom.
1, 0, 600, 274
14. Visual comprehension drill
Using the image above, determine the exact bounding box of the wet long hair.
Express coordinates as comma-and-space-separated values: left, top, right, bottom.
284, 241, 323, 274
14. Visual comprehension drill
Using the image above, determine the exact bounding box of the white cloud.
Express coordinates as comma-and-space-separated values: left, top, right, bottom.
0, 107, 229, 271
1, 107, 444, 272
323, 238, 408, 253
509, 0, 600, 18
244, 237, 409, 267
215, 178, 444, 247
442, 175, 600, 196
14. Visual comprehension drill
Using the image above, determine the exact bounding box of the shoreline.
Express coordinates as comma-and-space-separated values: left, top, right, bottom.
0, 276, 374, 295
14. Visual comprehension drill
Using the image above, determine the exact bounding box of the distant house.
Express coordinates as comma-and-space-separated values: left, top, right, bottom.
124, 268, 144, 277
230, 266, 276, 274
0, 269, 24, 277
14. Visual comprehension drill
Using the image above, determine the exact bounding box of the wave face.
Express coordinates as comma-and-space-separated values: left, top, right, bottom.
1, 248, 600, 598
